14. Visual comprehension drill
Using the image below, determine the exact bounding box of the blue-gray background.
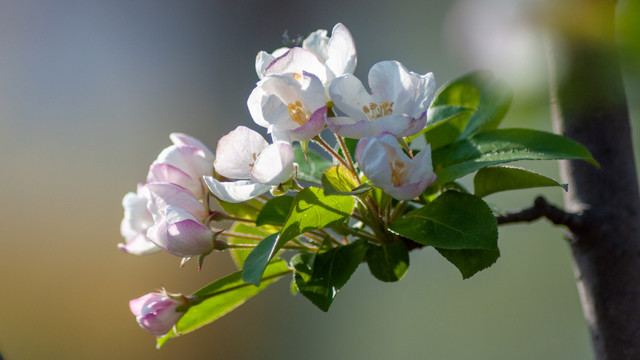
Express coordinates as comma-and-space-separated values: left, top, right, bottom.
1, 0, 638, 359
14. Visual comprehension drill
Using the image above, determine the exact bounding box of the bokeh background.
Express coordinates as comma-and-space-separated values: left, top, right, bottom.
1, 0, 639, 359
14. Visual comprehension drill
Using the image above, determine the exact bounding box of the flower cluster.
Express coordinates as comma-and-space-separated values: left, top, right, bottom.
121, 23, 438, 337
211, 22, 437, 203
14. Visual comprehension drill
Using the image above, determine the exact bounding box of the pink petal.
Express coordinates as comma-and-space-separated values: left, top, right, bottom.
145, 183, 207, 221
288, 106, 327, 141
147, 163, 203, 198
264, 47, 328, 83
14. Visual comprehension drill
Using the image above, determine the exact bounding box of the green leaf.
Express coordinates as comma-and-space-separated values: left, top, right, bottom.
256, 196, 294, 226
292, 240, 368, 312
389, 191, 497, 250
241, 233, 279, 286
407, 105, 473, 151
279, 187, 355, 246
458, 76, 512, 138
432, 129, 598, 185
474, 166, 568, 198
425, 71, 512, 148
217, 198, 263, 221
157, 259, 291, 348
366, 241, 410, 282
294, 144, 332, 183
432, 71, 486, 108
321, 165, 361, 195
432, 70, 512, 134
242, 187, 356, 283
436, 247, 500, 279
226, 223, 263, 268
426, 105, 474, 128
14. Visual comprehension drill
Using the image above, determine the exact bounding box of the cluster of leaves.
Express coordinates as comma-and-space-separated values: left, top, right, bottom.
157, 70, 595, 348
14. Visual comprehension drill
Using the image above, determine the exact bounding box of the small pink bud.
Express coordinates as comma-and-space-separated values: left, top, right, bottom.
129, 291, 189, 337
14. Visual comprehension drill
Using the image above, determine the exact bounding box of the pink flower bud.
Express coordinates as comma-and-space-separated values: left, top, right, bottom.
129, 291, 189, 337
147, 133, 214, 199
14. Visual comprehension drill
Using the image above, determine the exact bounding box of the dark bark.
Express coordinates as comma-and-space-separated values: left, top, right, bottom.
546, 1, 640, 358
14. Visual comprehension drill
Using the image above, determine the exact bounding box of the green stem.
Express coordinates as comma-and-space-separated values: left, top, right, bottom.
335, 225, 379, 243
390, 200, 407, 223
335, 134, 359, 181
398, 136, 414, 158
190, 269, 294, 305
220, 232, 263, 241
312, 135, 352, 170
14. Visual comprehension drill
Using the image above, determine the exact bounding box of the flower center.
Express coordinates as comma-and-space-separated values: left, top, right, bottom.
362, 101, 394, 119
288, 100, 310, 126
390, 160, 408, 186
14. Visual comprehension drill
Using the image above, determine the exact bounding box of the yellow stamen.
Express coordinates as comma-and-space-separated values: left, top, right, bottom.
363, 101, 394, 119
287, 100, 309, 126
248, 153, 258, 168
390, 160, 407, 186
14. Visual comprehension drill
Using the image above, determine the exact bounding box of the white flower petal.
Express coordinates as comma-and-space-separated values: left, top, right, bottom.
325, 116, 373, 139
250, 73, 325, 141
203, 176, 271, 203
119, 188, 160, 255
120, 190, 154, 237
302, 29, 330, 60
264, 47, 328, 84
248, 86, 287, 129
329, 74, 375, 120
325, 23, 357, 78
355, 133, 436, 200
368, 61, 415, 109
169, 133, 215, 162
147, 163, 203, 198
255, 47, 289, 79
145, 183, 207, 221
408, 72, 436, 118
153, 144, 213, 187
251, 142, 294, 185
408, 144, 434, 184
214, 126, 269, 179
118, 233, 161, 255
368, 61, 436, 117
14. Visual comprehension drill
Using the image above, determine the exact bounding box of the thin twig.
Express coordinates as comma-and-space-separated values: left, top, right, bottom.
496, 196, 582, 231
335, 134, 359, 178
312, 135, 352, 170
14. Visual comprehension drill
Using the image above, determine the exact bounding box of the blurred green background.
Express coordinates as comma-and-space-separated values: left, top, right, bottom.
1, 0, 638, 359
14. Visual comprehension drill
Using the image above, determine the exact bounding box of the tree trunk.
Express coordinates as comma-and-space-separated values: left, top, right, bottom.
546, 1, 640, 358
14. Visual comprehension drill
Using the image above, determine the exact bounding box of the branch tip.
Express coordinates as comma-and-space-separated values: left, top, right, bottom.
497, 196, 582, 231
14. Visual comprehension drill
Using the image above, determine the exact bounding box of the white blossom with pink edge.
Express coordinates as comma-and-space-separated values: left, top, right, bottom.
146, 205, 214, 257
328, 60, 436, 139
355, 132, 437, 200
144, 182, 214, 257
256, 23, 357, 86
129, 291, 190, 337
248, 71, 326, 143
146, 133, 214, 199
118, 184, 160, 255
204, 126, 294, 203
